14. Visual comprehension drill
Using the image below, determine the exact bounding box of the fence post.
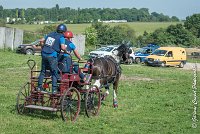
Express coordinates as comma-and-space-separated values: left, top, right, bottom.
14, 29, 23, 49
72, 34, 85, 55
0, 27, 6, 49
5, 27, 15, 50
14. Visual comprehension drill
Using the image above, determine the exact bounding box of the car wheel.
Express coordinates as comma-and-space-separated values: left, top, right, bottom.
135, 58, 141, 64
179, 62, 184, 68
161, 61, 166, 67
25, 49, 34, 55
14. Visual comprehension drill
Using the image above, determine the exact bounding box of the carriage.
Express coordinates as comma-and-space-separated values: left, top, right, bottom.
16, 59, 101, 122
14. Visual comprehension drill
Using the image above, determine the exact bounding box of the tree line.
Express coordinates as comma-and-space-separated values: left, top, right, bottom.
0, 4, 179, 24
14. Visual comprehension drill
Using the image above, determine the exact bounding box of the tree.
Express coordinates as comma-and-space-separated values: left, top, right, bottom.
138, 24, 198, 47
35, 15, 45, 21
111, 24, 136, 44
84, 27, 97, 46
0, 5, 3, 18
16, 8, 19, 18
91, 22, 136, 45
184, 14, 200, 38
92, 22, 111, 44
56, 4, 59, 10
166, 24, 197, 46
0, 18, 5, 26
171, 16, 179, 22
21, 9, 25, 19
39, 25, 57, 34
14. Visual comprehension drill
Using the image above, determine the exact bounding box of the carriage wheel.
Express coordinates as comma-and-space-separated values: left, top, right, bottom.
85, 85, 101, 118
61, 87, 81, 122
16, 82, 32, 114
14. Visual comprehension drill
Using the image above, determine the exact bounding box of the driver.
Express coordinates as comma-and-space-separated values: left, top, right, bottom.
58, 31, 85, 81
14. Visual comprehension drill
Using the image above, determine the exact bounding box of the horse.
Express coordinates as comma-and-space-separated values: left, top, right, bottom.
85, 43, 133, 108
115, 43, 134, 64
86, 55, 121, 108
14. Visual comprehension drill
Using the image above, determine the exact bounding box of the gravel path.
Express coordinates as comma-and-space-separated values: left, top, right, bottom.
182, 63, 200, 71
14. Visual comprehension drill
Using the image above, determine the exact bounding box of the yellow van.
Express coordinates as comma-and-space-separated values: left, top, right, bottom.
144, 47, 187, 68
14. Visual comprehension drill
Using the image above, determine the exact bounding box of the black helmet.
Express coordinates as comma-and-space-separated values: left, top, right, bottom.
56, 24, 67, 33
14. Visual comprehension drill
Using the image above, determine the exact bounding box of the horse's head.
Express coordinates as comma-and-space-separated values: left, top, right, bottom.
116, 44, 130, 62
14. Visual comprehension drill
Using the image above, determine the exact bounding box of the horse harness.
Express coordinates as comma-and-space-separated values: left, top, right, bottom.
95, 56, 121, 86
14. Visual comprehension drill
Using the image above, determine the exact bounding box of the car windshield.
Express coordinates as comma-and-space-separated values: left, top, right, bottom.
135, 48, 147, 54
104, 47, 115, 52
151, 49, 167, 56
96, 47, 106, 51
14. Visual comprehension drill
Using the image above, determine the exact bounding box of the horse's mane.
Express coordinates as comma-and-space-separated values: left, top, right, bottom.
116, 44, 130, 62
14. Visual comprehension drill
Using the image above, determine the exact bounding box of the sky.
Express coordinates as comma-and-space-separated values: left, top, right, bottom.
1, 0, 200, 19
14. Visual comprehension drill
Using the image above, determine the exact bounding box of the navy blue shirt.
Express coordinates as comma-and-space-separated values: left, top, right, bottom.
42, 32, 65, 57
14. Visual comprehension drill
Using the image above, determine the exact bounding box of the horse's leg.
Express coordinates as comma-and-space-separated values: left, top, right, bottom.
93, 79, 101, 88
101, 86, 109, 101
113, 75, 120, 108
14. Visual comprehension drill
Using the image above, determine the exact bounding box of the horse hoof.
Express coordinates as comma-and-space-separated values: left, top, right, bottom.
101, 95, 106, 101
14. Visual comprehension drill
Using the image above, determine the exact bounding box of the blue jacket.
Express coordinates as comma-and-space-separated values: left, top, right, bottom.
42, 32, 64, 55
60, 39, 76, 57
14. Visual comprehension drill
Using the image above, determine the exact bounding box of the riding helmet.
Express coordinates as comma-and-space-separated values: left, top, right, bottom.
56, 24, 67, 33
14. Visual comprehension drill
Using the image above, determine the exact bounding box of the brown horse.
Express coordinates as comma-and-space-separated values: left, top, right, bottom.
87, 55, 121, 108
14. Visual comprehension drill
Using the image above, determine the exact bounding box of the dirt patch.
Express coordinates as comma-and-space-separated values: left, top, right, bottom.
120, 74, 153, 81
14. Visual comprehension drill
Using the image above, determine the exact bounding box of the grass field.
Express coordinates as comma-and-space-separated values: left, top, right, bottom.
0, 51, 199, 134
6, 22, 181, 36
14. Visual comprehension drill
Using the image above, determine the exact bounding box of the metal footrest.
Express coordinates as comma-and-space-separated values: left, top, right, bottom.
25, 105, 58, 112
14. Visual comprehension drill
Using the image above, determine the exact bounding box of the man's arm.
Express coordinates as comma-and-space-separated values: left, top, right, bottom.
60, 37, 67, 53
61, 44, 67, 53
73, 49, 82, 60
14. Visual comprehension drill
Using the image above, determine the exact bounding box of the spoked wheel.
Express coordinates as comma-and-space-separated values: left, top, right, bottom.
16, 82, 33, 114
61, 87, 81, 123
85, 85, 101, 118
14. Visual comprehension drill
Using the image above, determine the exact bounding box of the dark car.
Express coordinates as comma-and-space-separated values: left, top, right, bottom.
16, 40, 41, 55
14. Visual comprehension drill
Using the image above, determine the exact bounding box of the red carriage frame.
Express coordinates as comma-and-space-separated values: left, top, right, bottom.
16, 58, 101, 123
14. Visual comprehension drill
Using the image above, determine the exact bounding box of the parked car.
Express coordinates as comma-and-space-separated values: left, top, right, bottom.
89, 45, 119, 58
144, 47, 187, 68
16, 40, 41, 55
134, 44, 160, 64
89, 45, 122, 63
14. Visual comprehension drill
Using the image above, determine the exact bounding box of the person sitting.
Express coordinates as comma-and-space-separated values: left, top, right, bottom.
58, 31, 86, 82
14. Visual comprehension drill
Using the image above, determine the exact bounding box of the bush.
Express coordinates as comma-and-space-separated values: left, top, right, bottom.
0, 19, 6, 27
23, 32, 42, 44
23, 25, 57, 43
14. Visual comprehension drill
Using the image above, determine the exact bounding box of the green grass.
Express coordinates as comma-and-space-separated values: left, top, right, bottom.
6, 22, 181, 36
6, 23, 91, 34
187, 58, 200, 63
0, 52, 199, 134
109, 22, 182, 36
